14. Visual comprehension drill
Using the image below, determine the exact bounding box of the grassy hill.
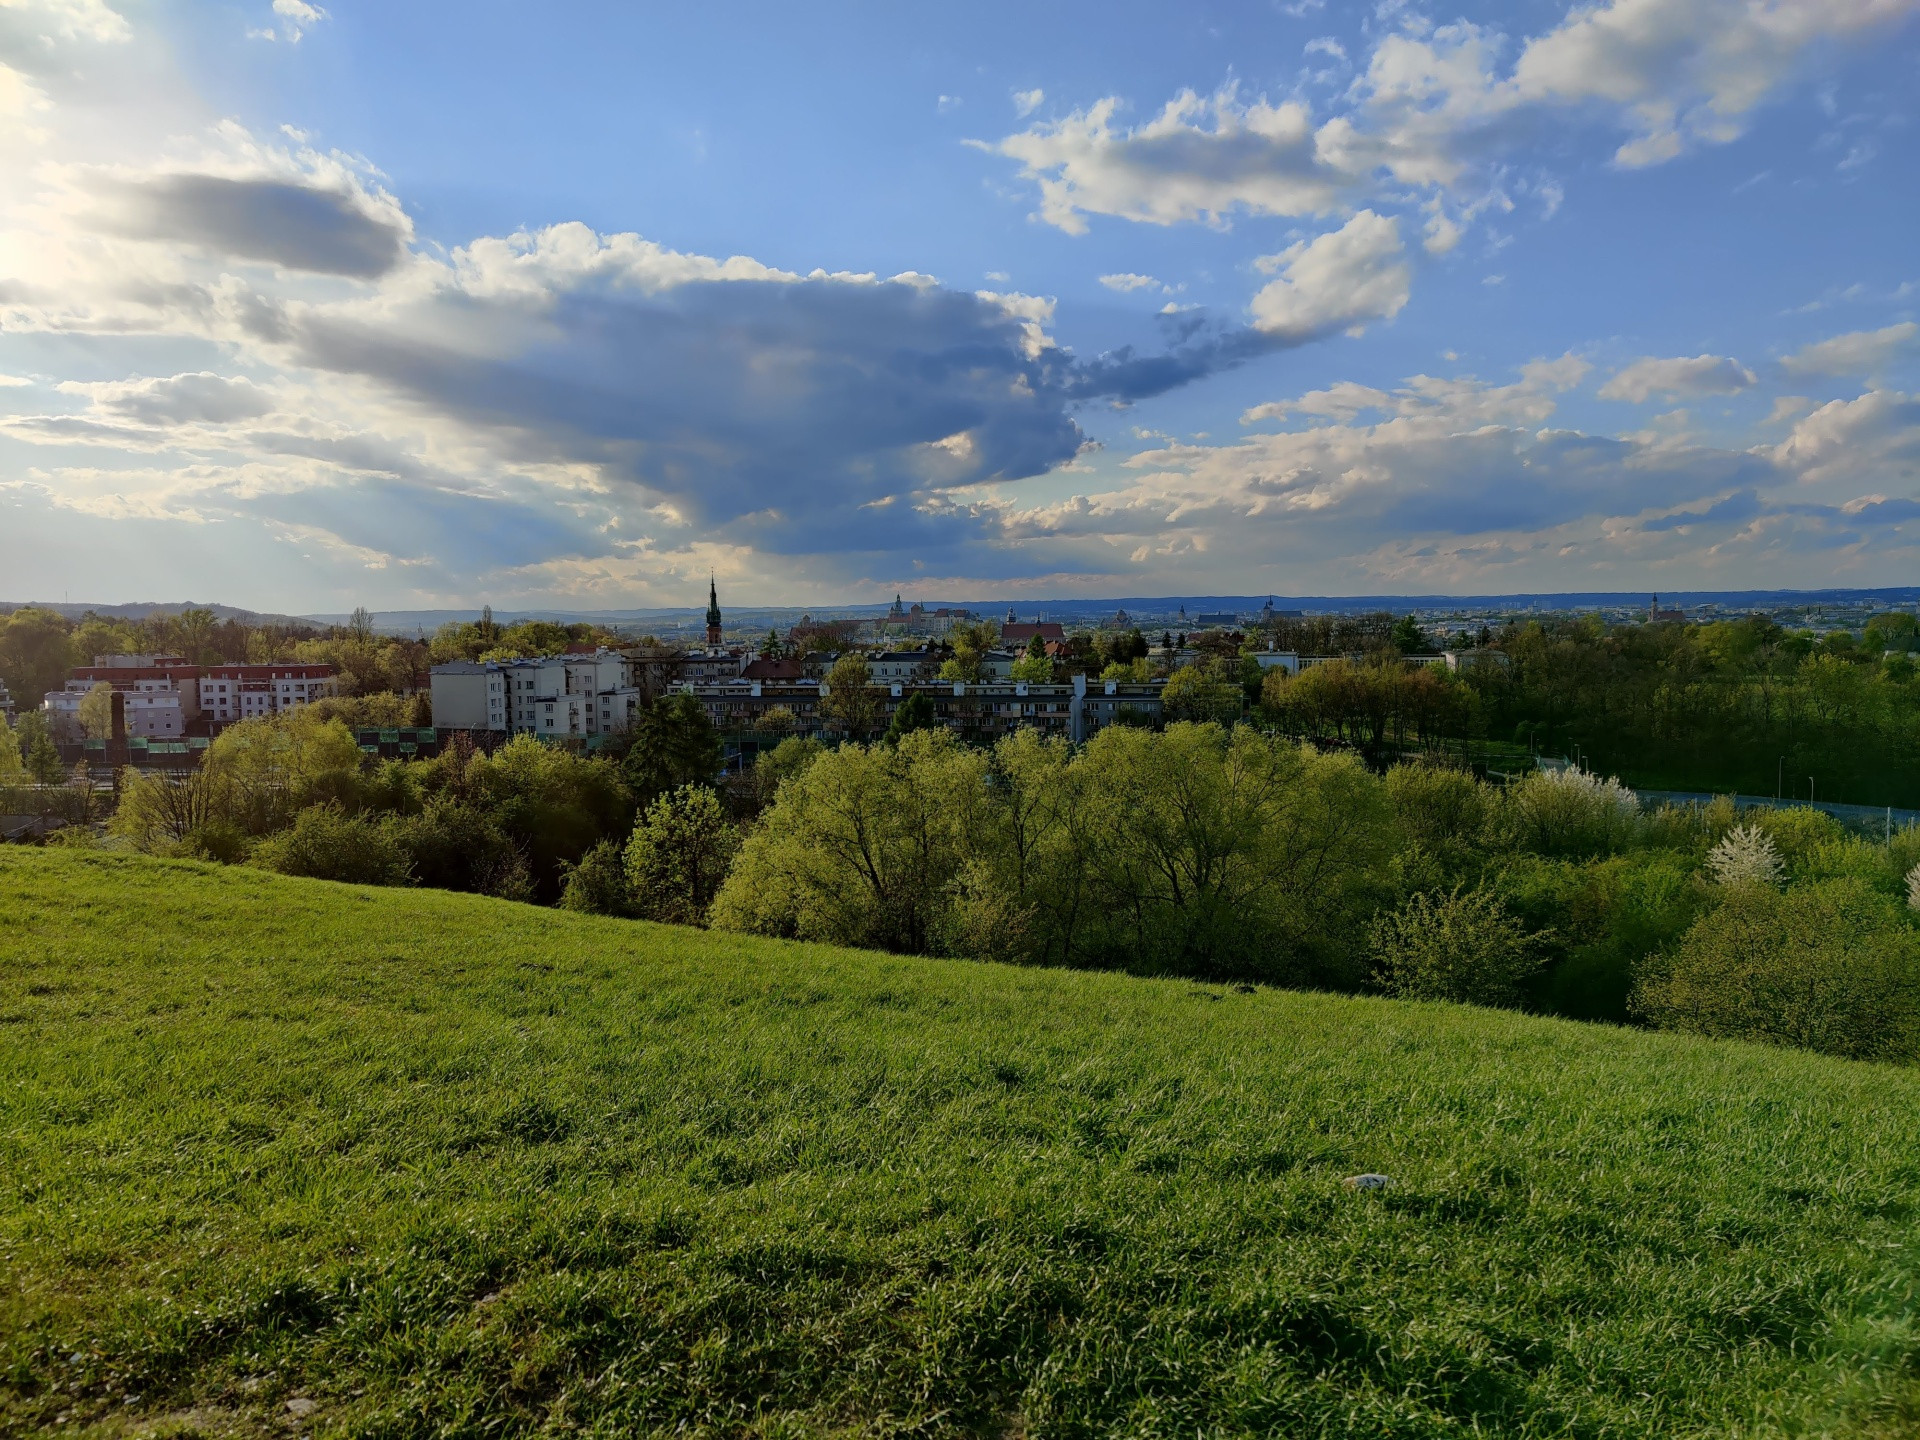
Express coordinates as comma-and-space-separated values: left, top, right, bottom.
2, 850, 1917, 1438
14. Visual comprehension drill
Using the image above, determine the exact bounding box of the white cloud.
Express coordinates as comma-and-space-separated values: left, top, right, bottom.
1248, 210, 1409, 341
0, 373, 32, 386
980, 0, 1920, 240
1598, 353, 1758, 402
1012, 88, 1044, 117
1780, 321, 1919, 377
1098, 271, 1161, 292
976, 89, 1346, 234
1768, 388, 1920, 487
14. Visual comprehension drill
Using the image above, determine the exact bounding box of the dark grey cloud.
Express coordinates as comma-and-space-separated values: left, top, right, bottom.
98, 174, 410, 277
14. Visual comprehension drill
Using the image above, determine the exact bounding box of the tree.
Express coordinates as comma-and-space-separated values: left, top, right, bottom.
821, 654, 882, 738
77, 682, 115, 740
205, 709, 366, 833
0, 711, 26, 785
1371, 887, 1541, 1006
1705, 825, 1784, 887
759, 629, 785, 660
938, 622, 996, 684
1391, 614, 1425, 654
20, 712, 63, 784
883, 690, 939, 745
349, 606, 376, 642
712, 729, 989, 952
623, 692, 723, 805
0, 607, 75, 711
625, 785, 740, 925
1161, 664, 1241, 725
1009, 651, 1053, 683
559, 841, 638, 916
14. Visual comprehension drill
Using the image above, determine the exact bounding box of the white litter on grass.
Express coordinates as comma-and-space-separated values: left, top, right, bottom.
1343, 1173, 1393, 1191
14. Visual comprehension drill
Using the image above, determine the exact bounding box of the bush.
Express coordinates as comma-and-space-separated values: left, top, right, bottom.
1502, 765, 1639, 858
559, 841, 637, 917
1370, 887, 1541, 1007
1705, 825, 1783, 887
250, 806, 411, 887
1386, 762, 1488, 854
1635, 878, 1920, 1061
388, 798, 530, 900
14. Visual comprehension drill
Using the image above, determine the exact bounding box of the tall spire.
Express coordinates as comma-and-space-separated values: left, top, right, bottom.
705, 574, 722, 646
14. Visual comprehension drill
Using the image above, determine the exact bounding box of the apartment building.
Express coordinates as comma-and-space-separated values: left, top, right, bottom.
429, 650, 644, 740
198, 664, 338, 724
47, 656, 338, 735
44, 674, 190, 739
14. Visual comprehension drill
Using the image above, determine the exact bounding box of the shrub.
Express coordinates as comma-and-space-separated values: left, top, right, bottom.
559, 841, 638, 917
1370, 887, 1541, 1007
1745, 805, 1845, 865
1385, 762, 1488, 853
250, 806, 411, 887
1635, 878, 1920, 1061
1503, 765, 1639, 858
1705, 825, 1783, 888
388, 799, 530, 900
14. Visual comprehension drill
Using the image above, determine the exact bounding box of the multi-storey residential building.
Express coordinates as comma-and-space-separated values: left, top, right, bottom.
50, 656, 337, 734
197, 665, 338, 725
429, 650, 643, 740
45, 675, 190, 739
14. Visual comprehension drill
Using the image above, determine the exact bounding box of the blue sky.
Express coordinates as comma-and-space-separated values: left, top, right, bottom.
0, 0, 1916, 610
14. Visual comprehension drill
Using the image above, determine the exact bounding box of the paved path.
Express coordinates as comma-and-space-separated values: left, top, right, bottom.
1637, 790, 1919, 836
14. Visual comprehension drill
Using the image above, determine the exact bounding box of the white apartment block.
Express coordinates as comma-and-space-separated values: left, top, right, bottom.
198, 665, 338, 725
430, 651, 643, 740
44, 677, 188, 739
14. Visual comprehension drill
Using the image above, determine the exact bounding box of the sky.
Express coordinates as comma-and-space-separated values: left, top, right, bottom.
0, 0, 1916, 612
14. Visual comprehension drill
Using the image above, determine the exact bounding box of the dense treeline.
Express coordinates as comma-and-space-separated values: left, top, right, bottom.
1470, 612, 1920, 805
33, 689, 1920, 1063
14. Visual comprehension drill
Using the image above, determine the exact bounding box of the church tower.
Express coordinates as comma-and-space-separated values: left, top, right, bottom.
705, 576, 723, 648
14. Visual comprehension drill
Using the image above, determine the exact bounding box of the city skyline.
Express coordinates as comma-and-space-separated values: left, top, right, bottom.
0, 0, 1916, 609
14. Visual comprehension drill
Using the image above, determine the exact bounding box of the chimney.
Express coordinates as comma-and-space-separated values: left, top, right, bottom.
110, 689, 126, 742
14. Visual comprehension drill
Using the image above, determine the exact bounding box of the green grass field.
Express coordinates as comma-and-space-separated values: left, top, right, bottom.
3, 849, 1918, 1438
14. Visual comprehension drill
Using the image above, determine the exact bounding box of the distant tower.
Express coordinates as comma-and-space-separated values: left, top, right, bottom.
1648, 595, 1658, 623
1006, 605, 1018, 624
705, 576, 723, 647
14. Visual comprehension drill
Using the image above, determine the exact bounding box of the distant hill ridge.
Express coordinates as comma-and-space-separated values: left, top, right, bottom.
7, 586, 1918, 634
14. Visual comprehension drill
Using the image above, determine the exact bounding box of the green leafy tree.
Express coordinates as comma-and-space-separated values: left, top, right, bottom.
883, 690, 939, 745
77, 682, 114, 740
625, 785, 740, 926
821, 654, 882, 738
0, 608, 75, 712
559, 840, 638, 916
1161, 664, 1241, 726
1391, 614, 1426, 654
20, 712, 64, 784
0, 711, 26, 785
937, 622, 996, 684
623, 692, 724, 806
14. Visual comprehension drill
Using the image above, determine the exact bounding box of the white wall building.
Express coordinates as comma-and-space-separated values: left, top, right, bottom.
430, 651, 643, 740
44, 677, 188, 739
198, 665, 337, 725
